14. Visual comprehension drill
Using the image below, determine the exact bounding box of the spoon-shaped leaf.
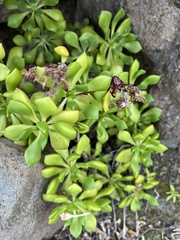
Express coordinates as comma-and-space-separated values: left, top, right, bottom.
98, 11, 112, 35
34, 97, 58, 121
42, 9, 64, 21
7, 100, 39, 122
0, 64, 10, 81
111, 8, 125, 36
41, 13, 57, 32
6, 68, 22, 91
7, 12, 28, 28
65, 31, 81, 51
3, 124, 34, 141
25, 136, 42, 166
118, 131, 135, 145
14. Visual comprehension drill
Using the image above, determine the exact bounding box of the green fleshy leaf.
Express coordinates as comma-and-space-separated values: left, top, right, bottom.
68, 183, 82, 198
0, 115, 7, 136
66, 153, 80, 162
110, 114, 127, 130
84, 214, 97, 232
34, 97, 58, 121
36, 121, 48, 135
142, 193, 158, 206
97, 122, 109, 144
95, 186, 114, 199
41, 13, 57, 32
118, 71, 129, 83
130, 195, 141, 211
37, 132, 48, 150
0, 43, 5, 60
4, 0, 22, 10
49, 130, 70, 151
81, 33, 99, 52
44, 153, 67, 167
70, 218, 82, 238
7, 100, 39, 122
42, 194, 58, 202
87, 75, 111, 91
3, 124, 34, 141
117, 18, 131, 35
75, 134, 90, 155
13, 34, 27, 46
34, 13, 44, 32
123, 41, 142, 54
22, 15, 35, 30
0, 64, 10, 81
58, 168, 68, 183
6, 46, 23, 69
65, 31, 81, 51
52, 122, 77, 140
124, 185, 136, 192
41, 167, 62, 178
86, 160, 109, 177
76, 101, 99, 119
10, 56, 25, 70
98, 10, 112, 35
138, 75, 160, 90
129, 104, 140, 123
129, 59, 140, 84
48, 110, 79, 124
130, 152, 140, 173
25, 136, 42, 166
96, 198, 111, 208
42, 9, 64, 21
48, 205, 66, 224
79, 188, 97, 200
111, 8, 125, 36
24, 47, 37, 64
142, 125, 155, 138
67, 53, 88, 89
74, 122, 89, 134
118, 130, 135, 145
83, 200, 101, 212
141, 107, 163, 123
46, 177, 60, 194
119, 52, 133, 65
96, 51, 106, 66
6, 68, 22, 91
142, 182, 159, 190
66, 62, 81, 79
145, 141, 168, 153
116, 148, 133, 163
118, 195, 132, 208
54, 195, 69, 203
40, 0, 59, 7
8, 12, 28, 28
13, 88, 34, 109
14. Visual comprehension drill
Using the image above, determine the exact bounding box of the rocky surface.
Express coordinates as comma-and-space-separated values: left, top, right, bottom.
0, 138, 63, 240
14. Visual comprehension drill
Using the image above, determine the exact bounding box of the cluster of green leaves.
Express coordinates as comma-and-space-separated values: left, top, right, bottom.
64, 8, 142, 74
166, 184, 180, 203
4, 0, 65, 66
0, 7, 168, 238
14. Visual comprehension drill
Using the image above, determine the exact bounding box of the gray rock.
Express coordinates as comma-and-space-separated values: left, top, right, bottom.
0, 138, 63, 240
